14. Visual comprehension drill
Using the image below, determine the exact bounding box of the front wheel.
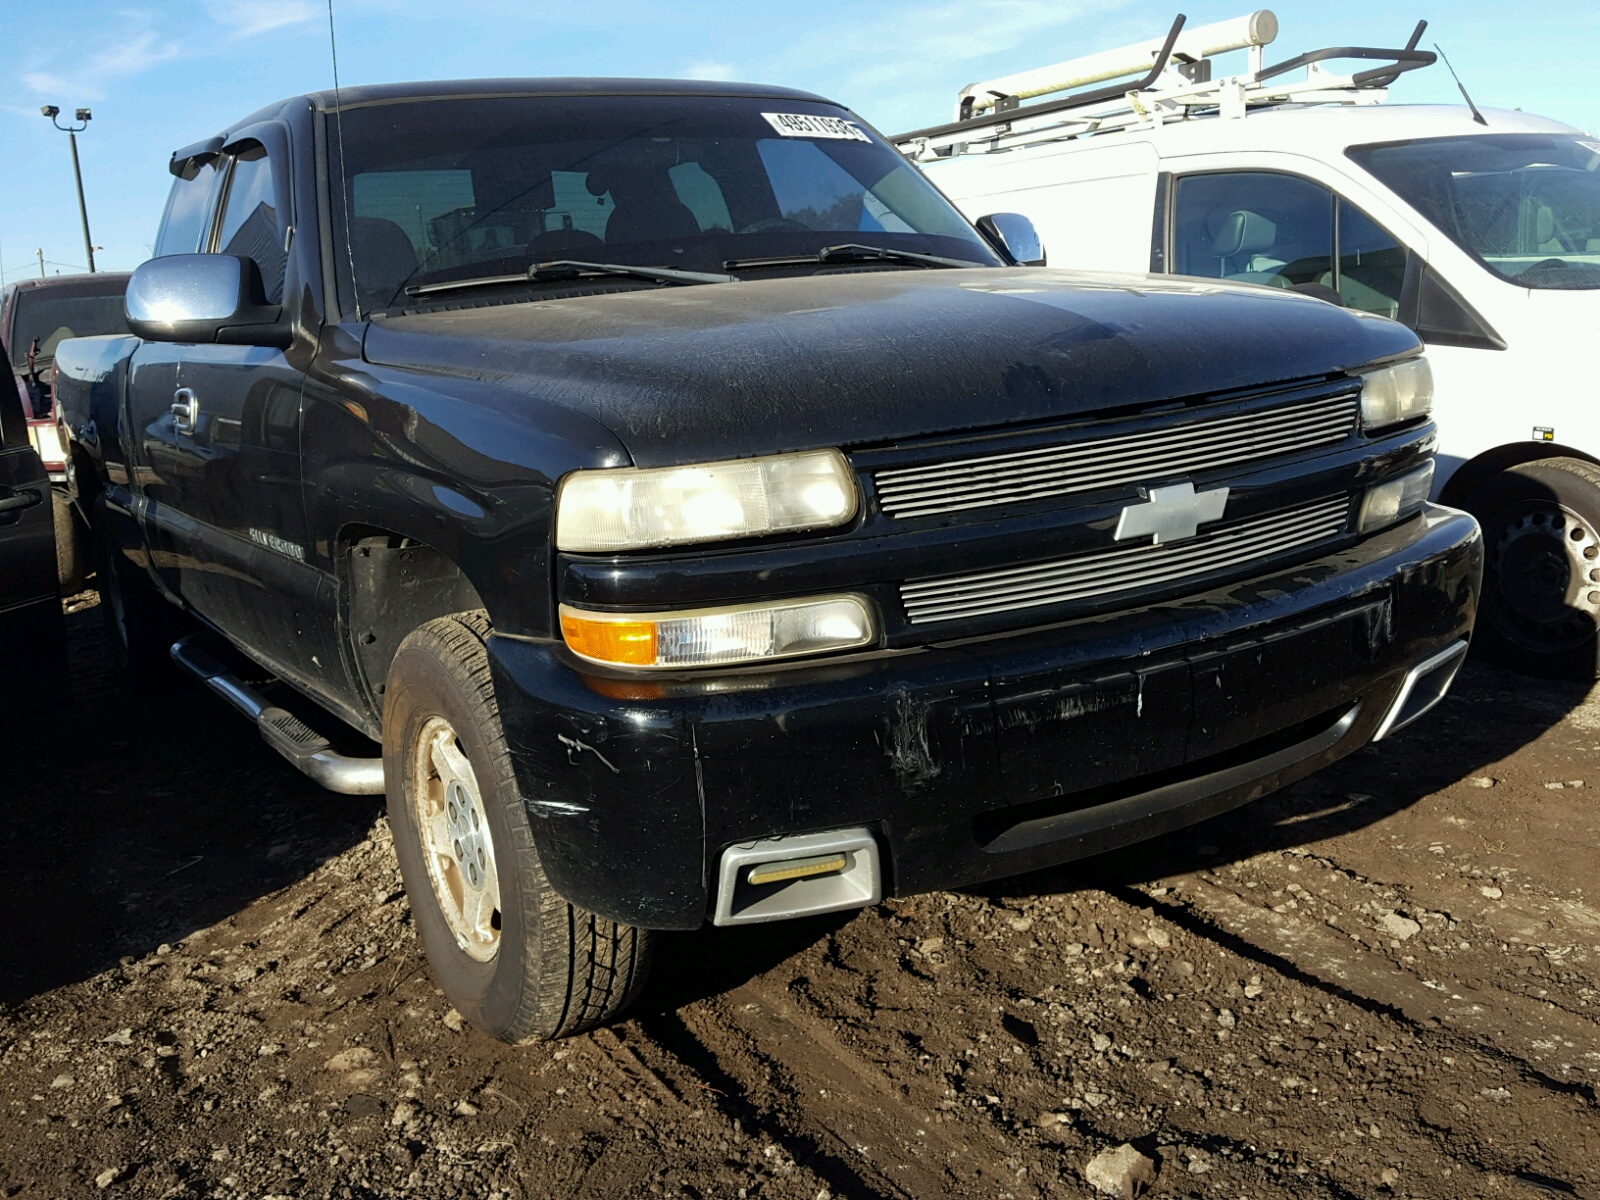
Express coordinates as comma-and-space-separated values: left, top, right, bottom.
383, 612, 653, 1041
1467, 457, 1600, 679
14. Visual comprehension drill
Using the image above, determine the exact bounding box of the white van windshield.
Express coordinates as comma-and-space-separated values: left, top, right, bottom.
1349, 133, 1600, 291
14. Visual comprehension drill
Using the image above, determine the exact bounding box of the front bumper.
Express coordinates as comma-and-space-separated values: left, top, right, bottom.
489, 506, 1481, 930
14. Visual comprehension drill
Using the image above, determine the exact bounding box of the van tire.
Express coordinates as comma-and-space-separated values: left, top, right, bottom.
1466, 457, 1600, 679
383, 612, 653, 1042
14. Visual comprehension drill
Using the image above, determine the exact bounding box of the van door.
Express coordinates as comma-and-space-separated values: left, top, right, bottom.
1164, 168, 1409, 318
1156, 155, 1521, 489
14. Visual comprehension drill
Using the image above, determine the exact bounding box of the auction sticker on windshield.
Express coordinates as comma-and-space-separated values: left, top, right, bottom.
763, 113, 871, 141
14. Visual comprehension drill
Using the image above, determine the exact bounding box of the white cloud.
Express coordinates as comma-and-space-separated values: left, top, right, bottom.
683, 59, 737, 81
205, 0, 322, 38
20, 30, 183, 102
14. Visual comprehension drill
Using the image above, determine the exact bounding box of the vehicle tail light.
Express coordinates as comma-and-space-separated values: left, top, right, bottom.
27, 418, 66, 472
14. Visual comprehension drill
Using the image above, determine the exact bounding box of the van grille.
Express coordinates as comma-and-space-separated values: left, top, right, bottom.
900, 495, 1350, 625
875, 389, 1360, 520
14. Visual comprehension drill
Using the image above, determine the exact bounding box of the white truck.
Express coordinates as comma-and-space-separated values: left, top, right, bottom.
899, 12, 1600, 678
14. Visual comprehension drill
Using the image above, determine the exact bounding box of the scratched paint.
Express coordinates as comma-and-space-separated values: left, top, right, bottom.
886, 690, 942, 790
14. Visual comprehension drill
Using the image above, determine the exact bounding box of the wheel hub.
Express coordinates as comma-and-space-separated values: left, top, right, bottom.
411, 717, 501, 962
1488, 502, 1600, 653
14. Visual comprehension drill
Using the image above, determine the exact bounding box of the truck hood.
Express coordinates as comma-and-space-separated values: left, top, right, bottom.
361, 268, 1416, 467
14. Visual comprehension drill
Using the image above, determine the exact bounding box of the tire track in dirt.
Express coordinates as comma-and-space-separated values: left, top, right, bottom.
1128, 853, 1600, 1092
629, 1005, 909, 1200
1106, 880, 1598, 1194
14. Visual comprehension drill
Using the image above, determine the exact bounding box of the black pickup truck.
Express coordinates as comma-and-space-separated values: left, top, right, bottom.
55, 77, 1481, 1042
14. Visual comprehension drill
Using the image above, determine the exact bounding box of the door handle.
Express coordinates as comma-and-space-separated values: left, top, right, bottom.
0, 486, 44, 514
172, 388, 199, 436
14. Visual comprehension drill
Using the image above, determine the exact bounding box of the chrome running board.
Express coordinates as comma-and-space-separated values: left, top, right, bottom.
169, 636, 385, 795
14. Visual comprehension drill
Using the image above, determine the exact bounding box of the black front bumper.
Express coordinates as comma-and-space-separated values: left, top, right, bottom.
489, 507, 1481, 930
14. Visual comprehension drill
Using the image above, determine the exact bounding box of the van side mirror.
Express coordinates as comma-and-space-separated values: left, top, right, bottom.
976, 213, 1046, 266
125, 254, 289, 347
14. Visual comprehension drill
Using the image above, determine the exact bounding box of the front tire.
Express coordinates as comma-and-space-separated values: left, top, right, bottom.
1467, 457, 1600, 679
383, 612, 653, 1041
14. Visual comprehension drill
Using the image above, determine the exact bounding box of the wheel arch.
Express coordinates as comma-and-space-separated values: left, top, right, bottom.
335, 523, 492, 724
1439, 442, 1600, 510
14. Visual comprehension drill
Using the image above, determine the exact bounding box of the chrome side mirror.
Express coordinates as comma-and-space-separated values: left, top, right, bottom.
125, 254, 288, 346
976, 213, 1046, 266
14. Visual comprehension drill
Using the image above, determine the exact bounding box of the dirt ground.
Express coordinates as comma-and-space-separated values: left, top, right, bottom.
4, 595, 1598, 1200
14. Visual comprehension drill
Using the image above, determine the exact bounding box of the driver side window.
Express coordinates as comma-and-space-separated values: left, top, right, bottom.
215, 145, 287, 304
1172, 171, 1406, 318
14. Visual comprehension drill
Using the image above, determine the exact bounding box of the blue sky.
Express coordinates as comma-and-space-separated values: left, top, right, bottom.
3, 0, 1597, 279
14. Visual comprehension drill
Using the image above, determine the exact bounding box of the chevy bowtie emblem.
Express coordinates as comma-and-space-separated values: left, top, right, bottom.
1114, 481, 1229, 545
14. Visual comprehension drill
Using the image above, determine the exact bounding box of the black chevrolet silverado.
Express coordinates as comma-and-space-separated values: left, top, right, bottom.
53, 78, 1481, 1042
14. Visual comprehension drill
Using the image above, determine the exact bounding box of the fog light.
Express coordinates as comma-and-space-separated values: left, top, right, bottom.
1358, 461, 1434, 534
559, 594, 877, 669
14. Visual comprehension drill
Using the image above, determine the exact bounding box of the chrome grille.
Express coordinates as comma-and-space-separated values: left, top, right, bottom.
900, 496, 1350, 625
875, 390, 1360, 520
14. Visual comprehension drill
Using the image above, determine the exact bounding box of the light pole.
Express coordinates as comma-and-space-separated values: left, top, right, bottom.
40, 106, 96, 273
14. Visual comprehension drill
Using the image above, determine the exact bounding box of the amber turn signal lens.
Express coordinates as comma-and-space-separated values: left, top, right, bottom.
559, 610, 657, 667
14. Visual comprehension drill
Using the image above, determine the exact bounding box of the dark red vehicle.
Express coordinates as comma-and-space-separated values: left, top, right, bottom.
1, 272, 132, 591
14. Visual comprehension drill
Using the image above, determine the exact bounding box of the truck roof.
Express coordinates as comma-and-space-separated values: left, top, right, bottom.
202, 77, 841, 148
2, 272, 132, 301
301, 77, 834, 112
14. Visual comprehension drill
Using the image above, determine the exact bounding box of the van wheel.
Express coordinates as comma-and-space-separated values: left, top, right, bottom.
382, 612, 653, 1042
93, 503, 184, 689
1467, 457, 1600, 679
52, 491, 89, 595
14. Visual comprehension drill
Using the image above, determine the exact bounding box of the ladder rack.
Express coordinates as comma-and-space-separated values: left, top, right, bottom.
891, 13, 1436, 163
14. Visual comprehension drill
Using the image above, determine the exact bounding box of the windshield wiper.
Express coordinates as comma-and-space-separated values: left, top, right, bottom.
724, 243, 984, 271
405, 259, 736, 299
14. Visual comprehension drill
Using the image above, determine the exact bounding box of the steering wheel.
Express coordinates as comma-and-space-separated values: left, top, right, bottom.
737, 218, 810, 234
1525, 258, 1570, 273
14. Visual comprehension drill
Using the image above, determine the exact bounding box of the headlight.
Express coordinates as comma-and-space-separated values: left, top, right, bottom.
1359, 357, 1433, 431
559, 595, 877, 669
556, 449, 858, 552
1357, 461, 1434, 534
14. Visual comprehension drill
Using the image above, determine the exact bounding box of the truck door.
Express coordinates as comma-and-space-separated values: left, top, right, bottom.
168, 132, 331, 696
127, 154, 220, 600
0, 362, 68, 706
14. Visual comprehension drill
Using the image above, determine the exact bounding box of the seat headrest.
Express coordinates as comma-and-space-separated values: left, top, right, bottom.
1208, 209, 1277, 258
349, 216, 419, 306
351, 216, 417, 265
586, 165, 675, 200
1535, 204, 1556, 245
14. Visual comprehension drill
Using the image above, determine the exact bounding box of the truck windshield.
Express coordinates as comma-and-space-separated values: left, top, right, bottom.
1349, 133, 1600, 291
326, 93, 1001, 313
9, 291, 130, 370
